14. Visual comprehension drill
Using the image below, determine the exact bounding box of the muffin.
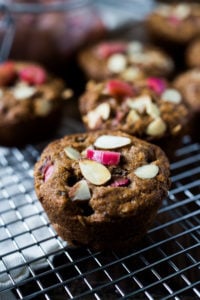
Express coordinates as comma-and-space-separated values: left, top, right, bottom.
146, 3, 200, 45
173, 68, 200, 113
186, 38, 200, 68
34, 130, 170, 250
10, 2, 105, 72
78, 40, 174, 81
79, 78, 189, 143
0, 61, 72, 146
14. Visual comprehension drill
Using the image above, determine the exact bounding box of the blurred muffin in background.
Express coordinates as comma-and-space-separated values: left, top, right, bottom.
0, 60, 72, 146
78, 40, 174, 81
185, 38, 200, 68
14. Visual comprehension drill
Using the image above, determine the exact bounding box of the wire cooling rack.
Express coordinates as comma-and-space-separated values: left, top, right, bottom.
0, 116, 199, 300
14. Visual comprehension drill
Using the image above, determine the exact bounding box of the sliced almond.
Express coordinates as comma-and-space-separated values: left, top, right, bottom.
12, 84, 36, 100
64, 147, 80, 160
96, 102, 110, 120
127, 41, 143, 54
121, 67, 143, 81
161, 89, 182, 104
174, 4, 190, 19
126, 109, 140, 124
79, 159, 111, 185
127, 95, 151, 114
107, 54, 127, 73
146, 101, 160, 119
62, 88, 73, 100
86, 103, 110, 129
69, 179, 91, 201
134, 164, 159, 179
94, 135, 131, 149
172, 124, 182, 135
35, 100, 52, 116
146, 117, 167, 137
85, 110, 100, 129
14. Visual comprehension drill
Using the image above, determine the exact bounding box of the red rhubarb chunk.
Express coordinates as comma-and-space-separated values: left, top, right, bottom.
43, 164, 54, 182
147, 77, 166, 95
111, 178, 130, 187
86, 149, 120, 165
96, 42, 127, 59
19, 65, 47, 85
0, 61, 16, 86
106, 79, 134, 97
168, 15, 181, 26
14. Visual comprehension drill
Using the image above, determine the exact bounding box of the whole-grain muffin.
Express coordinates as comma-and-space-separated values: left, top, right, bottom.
0, 61, 72, 146
146, 3, 200, 45
34, 130, 170, 250
79, 78, 189, 142
173, 68, 200, 113
186, 38, 200, 68
78, 40, 174, 81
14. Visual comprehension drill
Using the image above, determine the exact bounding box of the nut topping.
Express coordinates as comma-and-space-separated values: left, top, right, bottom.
35, 100, 52, 116
161, 89, 182, 104
79, 159, 111, 185
86, 103, 110, 129
146, 101, 160, 119
64, 147, 81, 160
12, 83, 36, 100
121, 67, 143, 81
127, 95, 151, 114
126, 109, 140, 124
69, 179, 91, 201
107, 54, 127, 73
134, 164, 159, 179
146, 118, 167, 137
95, 103, 110, 120
127, 41, 143, 54
94, 135, 131, 149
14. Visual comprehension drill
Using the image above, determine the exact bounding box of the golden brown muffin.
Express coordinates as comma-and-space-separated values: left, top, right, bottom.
34, 130, 170, 250
186, 38, 200, 68
79, 78, 189, 142
78, 40, 174, 81
0, 61, 72, 146
146, 3, 200, 45
173, 68, 200, 113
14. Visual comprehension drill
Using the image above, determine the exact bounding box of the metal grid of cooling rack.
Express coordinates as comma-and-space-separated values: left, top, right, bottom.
0, 118, 200, 299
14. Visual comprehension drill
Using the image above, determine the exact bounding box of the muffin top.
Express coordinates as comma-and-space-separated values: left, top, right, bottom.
78, 40, 174, 81
0, 61, 70, 124
147, 3, 200, 43
186, 38, 200, 68
173, 68, 200, 112
34, 130, 170, 221
79, 78, 189, 141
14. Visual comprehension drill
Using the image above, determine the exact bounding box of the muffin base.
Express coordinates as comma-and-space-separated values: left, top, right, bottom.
0, 108, 62, 147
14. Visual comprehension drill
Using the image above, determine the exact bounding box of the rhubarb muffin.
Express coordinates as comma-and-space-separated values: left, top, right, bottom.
0, 61, 72, 146
79, 78, 189, 143
173, 68, 200, 113
186, 39, 200, 68
34, 130, 170, 250
146, 3, 200, 45
78, 40, 174, 81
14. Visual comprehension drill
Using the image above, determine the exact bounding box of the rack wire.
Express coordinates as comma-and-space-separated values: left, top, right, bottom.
0, 115, 199, 300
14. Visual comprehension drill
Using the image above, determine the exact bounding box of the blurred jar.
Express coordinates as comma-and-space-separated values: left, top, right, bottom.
7, 0, 105, 71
